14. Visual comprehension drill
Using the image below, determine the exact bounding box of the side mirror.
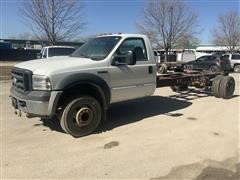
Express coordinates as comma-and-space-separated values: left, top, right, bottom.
112, 51, 136, 66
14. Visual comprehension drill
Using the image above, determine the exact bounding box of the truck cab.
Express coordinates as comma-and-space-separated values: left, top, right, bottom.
10, 34, 156, 137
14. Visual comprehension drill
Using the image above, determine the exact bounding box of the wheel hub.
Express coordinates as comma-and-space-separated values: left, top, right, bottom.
75, 107, 93, 127
235, 66, 240, 72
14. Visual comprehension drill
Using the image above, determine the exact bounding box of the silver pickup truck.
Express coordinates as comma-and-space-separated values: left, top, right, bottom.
10, 34, 235, 137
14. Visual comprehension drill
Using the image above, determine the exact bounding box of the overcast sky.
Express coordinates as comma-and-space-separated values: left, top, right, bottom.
0, 0, 239, 45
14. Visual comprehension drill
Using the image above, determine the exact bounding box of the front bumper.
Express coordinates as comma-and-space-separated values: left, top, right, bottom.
10, 87, 62, 117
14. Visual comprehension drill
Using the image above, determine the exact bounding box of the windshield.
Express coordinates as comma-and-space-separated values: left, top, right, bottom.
48, 48, 75, 57
71, 36, 121, 60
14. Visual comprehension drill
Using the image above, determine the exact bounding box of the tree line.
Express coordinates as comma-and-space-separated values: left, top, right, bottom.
20, 0, 240, 54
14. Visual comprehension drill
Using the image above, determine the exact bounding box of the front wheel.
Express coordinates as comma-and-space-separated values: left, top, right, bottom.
60, 96, 102, 137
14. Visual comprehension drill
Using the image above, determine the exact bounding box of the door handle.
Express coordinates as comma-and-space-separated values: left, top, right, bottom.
148, 66, 153, 74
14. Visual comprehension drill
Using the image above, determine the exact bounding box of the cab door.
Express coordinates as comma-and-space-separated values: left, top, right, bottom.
109, 38, 156, 103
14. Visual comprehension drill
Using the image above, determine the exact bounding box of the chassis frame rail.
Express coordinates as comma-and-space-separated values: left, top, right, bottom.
156, 70, 225, 88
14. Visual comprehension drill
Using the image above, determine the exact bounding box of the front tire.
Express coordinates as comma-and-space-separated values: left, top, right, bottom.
60, 96, 102, 137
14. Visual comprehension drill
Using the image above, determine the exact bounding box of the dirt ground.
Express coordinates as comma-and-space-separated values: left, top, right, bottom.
0, 74, 239, 179
0, 61, 19, 80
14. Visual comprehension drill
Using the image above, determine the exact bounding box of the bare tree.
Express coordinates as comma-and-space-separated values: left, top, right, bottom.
175, 33, 200, 49
137, 0, 199, 60
21, 0, 86, 44
212, 10, 240, 53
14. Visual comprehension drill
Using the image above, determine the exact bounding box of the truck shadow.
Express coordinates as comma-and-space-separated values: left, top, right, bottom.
169, 88, 239, 101
96, 96, 192, 133
169, 88, 212, 101
40, 96, 192, 134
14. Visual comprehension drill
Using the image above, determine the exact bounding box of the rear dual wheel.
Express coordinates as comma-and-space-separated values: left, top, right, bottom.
211, 75, 223, 98
212, 76, 235, 99
60, 96, 102, 137
219, 76, 235, 99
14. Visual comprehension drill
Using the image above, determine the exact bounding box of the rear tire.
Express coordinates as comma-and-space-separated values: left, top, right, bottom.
219, 76, 235, 99
60, 96, 102, 137
233, 65, 240, 73
211, 75, 223, 98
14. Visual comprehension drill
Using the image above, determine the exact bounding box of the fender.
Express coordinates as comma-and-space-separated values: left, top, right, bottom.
54, 73, 111, 108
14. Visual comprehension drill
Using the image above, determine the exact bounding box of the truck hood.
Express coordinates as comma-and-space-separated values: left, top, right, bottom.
14, 57, 103, 75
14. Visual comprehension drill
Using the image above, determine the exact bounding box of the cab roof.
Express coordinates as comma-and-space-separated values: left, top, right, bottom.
97, 33, 148, 39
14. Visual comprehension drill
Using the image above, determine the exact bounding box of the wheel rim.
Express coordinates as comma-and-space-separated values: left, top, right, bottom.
75, 107, 93, 127
186, 65, 192, 70
234, 66, 240, 72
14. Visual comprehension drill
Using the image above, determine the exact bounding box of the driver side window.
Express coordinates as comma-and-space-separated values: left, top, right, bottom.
198, 56, 206, 61
115, 38, 148, 61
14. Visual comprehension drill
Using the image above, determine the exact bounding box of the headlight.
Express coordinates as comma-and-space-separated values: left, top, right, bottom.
32, 75, 51, 91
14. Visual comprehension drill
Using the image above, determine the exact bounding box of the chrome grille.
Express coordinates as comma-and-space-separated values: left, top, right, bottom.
12, 68, 32, 93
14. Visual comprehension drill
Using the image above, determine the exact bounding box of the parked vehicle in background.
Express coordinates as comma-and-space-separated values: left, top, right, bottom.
0, 42, 12, 49
38, 46, 76, 59
184, 55, 231, 72
154, 49, 195, 74
222, 54, 240, 73
153, 50, 161, 64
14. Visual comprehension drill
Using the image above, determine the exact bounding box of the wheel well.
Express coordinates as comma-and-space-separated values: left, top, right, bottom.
233, 63, 240, 67
57, 83, 108, 112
